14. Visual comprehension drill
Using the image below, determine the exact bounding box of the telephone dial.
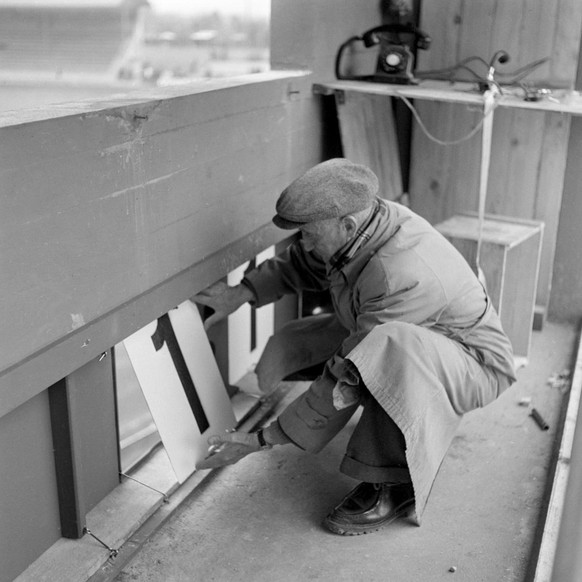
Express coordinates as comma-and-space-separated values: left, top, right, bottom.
335, 24, 431, 84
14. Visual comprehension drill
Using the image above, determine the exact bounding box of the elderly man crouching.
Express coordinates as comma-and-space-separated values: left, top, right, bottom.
193, 158, 516, 536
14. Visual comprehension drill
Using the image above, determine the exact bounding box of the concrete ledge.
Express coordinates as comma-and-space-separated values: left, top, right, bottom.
533, 327, 582, 581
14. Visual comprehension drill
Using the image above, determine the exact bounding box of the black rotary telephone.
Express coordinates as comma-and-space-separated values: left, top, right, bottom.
335, 24, 431, 84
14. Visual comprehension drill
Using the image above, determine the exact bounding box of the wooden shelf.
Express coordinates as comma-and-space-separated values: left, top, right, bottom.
314, 79, 582, 116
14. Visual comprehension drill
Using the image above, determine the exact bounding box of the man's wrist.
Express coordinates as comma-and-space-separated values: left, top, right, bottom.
255, 428, 273, 450
238, 280, 257, 304
261, 421, 293, 447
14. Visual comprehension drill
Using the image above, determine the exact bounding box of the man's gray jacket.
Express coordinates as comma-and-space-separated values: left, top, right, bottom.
243, 198, 516, 521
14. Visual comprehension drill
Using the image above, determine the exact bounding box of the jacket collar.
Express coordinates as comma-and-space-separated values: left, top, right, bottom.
328, 197, 400, 285
328, 198, 386, 273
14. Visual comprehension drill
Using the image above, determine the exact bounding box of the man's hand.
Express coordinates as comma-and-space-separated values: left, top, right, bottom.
192, 281, 255, 330
196, 431, 262, 470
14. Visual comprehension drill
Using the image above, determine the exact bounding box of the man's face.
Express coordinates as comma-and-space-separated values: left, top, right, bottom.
299, 218, 351, 263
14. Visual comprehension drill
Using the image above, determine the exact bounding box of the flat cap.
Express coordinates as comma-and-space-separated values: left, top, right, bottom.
273, 158, 379, 229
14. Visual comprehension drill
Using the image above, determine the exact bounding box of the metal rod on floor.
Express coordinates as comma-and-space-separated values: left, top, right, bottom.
120, 472, 169, 503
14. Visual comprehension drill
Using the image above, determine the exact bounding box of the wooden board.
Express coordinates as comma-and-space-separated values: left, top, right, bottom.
227, 246, 275, 385
335, 90, 403, 200
123, 301, 236, 482
49, 354, 119, 539
315, 80, 582, 115
0, 71, 318, 419
0, 71, 314, 398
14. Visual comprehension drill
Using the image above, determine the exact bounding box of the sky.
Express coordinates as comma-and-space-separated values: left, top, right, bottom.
148, 0, 270, 18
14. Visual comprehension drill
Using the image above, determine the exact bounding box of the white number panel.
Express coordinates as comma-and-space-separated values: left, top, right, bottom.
123, 300, 236, 482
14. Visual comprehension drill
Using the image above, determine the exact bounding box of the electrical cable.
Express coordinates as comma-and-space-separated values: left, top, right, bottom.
495, 57, 549, 78
415, 55, 549, 87
335, 45, 549, 144
501, 59, 552, 84
335, 35, 363, 80
415, 55, 491, 77
399, 94, 499, 146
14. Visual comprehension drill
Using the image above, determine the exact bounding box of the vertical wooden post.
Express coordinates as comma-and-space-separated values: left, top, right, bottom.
49, 351, 119, 539
49, 378, 85, 539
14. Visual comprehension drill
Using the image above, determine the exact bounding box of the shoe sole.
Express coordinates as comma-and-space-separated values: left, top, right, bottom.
322, 499, 414, 536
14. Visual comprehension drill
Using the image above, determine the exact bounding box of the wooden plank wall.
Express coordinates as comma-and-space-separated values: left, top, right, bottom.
0, 72, 321, 417
410, 0, 582, 319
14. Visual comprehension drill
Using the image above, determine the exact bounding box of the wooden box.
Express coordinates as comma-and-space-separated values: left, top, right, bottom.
435, 214, 544, 361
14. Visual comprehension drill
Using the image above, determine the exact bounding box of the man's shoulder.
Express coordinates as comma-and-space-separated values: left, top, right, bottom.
375, 205, 443, 256
366, 214, 476, 286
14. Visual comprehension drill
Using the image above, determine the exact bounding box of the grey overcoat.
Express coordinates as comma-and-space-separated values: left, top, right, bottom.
244, 198, 516, 521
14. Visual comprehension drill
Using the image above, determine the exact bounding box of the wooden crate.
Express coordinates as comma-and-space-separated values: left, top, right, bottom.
435, 214, 544, 360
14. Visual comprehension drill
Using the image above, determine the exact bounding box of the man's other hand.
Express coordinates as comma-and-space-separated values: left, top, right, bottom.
196, 431, 261, 470
192, 281, 255, 330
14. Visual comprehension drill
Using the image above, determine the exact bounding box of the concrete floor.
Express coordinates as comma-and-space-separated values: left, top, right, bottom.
113, 321, 578, 582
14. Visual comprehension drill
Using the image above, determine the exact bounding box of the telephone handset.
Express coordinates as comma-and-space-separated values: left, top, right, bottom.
335, 23, 431, 84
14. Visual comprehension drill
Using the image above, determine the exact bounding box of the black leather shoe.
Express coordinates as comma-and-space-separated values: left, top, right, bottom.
322, 482, 414, 536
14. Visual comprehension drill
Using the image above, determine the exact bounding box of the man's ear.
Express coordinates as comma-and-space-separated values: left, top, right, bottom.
342, 215, 359, 237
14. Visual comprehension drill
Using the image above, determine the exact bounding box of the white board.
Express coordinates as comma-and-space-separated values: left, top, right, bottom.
227, 246, 275, 384
123, 300, 236, 482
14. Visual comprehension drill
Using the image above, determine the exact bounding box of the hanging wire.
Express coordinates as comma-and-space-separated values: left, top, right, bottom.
415, 56, 549, 87
415, 55, 490, 82
398, 94, 499, 146
495, 57, 550, 82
